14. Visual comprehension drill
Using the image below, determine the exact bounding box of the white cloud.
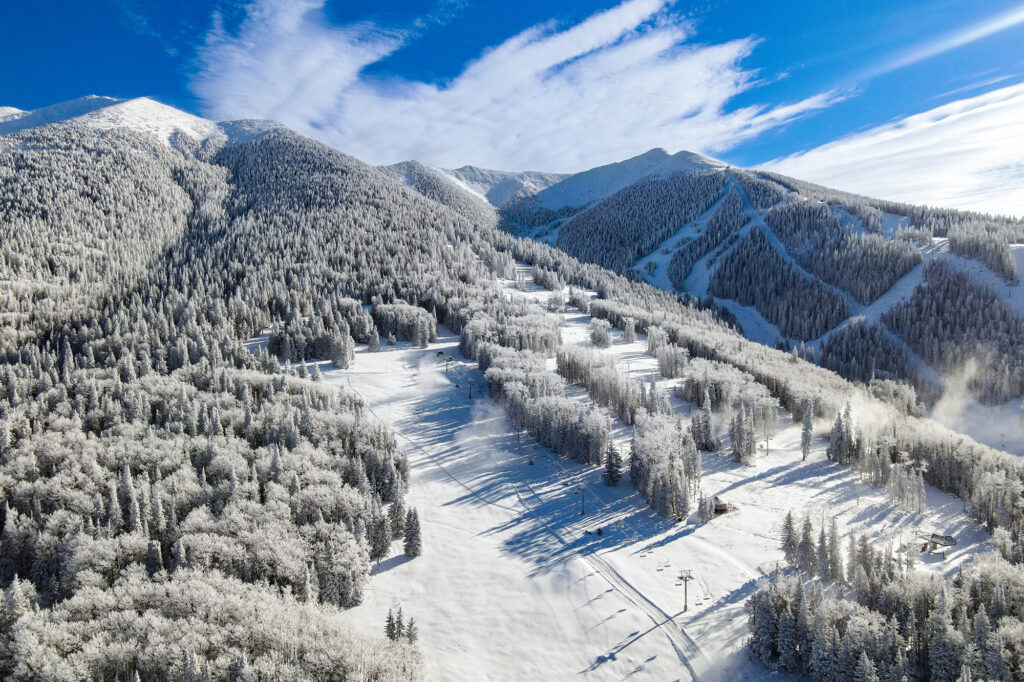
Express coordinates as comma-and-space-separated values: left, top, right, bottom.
859, 4, 1024, 81
192, 0, 837, 171
761, 82, 1024, 218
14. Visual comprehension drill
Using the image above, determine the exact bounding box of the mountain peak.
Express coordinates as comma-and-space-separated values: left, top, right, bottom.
0, 94, 291, 150
532, 147, 725, 210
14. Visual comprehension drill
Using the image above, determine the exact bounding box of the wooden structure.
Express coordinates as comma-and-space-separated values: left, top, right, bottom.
929, 533, 956, 548
713, 496, 732, 514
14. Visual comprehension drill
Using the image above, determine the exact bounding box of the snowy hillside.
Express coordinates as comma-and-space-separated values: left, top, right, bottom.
532, 148, 725, 211
380, 160, 498, 224
0, 95, 288, 149
311, 263, 994, 680
492, 157, 1024, 456
6, 94, 1024, 682
445, 165, 567, 207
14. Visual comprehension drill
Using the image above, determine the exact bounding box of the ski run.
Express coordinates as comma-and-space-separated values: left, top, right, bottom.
271, 262, 994, 681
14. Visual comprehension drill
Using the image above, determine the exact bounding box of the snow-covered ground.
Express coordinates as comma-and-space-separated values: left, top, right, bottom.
271, 262, 997, 681
533, 148, 725, 211
0, 95, 288, 149
324, 335, 701, 680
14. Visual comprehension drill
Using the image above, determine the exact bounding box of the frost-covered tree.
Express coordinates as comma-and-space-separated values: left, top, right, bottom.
603, 444, 622, 486
403, 508, 422, 558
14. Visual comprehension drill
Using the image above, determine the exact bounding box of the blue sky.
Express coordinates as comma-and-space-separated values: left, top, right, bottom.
2, 0, 1023, 214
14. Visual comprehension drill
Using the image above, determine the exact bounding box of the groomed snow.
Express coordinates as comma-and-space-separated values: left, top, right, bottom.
277, 262, 995, 681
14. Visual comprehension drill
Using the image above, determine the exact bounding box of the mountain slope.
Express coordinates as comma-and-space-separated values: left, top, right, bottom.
504, 159, 1024, 452
5, 95, 1024, 681
379, 160, 498, 224
445, 164, 567, 206
0, 95, 288, 149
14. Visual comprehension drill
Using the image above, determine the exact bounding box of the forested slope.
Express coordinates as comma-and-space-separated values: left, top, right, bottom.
5, 100, 1024, 680
488, 153, 1024, 412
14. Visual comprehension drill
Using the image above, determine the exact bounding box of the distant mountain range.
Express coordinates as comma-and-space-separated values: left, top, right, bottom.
5, 94, 1024, 452
389, 141, 1024, 421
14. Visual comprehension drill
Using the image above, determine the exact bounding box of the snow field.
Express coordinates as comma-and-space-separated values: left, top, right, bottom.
322, 335, 694, 680
298, 260, 996, 681
489, 264, 995, 676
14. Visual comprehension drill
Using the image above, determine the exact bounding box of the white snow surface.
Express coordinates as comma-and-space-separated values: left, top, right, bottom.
625, 170, 1024, 456
445, 165, 568, 207
269, 263, 994, 681
534, 148, 726, 210
0, 95, 287, 149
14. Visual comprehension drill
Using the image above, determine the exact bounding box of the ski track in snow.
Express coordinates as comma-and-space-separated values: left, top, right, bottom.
256, 260, 997, 681
628, 173, 1024, 457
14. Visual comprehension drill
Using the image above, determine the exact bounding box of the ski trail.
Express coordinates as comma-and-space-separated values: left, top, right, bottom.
509, 481, 706, 680
346, 375, 522, 515
348, 363, 703, 680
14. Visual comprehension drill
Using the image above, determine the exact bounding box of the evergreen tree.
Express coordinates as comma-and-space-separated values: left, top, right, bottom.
388, 497, 406, 537
781, 511, 798, 566
826, 412, 845, 462
816, 526, 829, 580
984, 631, 1011, 681
170, 538, 186, 572
797, 517, 816, 577
603, 444, 622, 486
801, 410, 812, 461
405, 617, 418, 643
929, 590, 960, 682
370, 509, 392, 563
854, 652, 879, 682
404, 508, 422, 558
106, 480, 123, 533
145, 540, 163, 576
827, 518, 843, 583
776, 606, 801, 673
385, 608, 396, 640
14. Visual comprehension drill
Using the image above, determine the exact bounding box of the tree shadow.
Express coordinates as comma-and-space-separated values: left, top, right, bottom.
371, 553, 414, 575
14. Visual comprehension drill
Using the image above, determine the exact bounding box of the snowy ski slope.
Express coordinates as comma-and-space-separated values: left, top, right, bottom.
272, 263, 995, 681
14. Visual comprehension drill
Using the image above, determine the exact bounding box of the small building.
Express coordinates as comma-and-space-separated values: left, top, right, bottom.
713, 496, 731, 514
930, 533, 956, 548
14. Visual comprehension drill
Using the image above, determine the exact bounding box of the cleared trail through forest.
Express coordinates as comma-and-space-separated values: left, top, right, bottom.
342, 332, 707, 679
330, 330, 702, 681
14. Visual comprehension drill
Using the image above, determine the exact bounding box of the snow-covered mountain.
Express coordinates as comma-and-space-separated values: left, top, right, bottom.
444, 164, 567, 207
379, 160, 499, 224
386, 146, 1020, 454
5, 94, 1024, 682
531, 147, 725, 211
0, 95, 288, 148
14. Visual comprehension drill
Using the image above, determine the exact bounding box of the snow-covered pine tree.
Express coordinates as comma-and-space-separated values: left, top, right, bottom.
827, 518, 843, 583
816, 526, 829, 579
801, 410, 812, 461
406, 617, 418, 643
389, 497, 406, 537
781, 510, 798, 566
370, 508, 392, 563
404, 508, 422, 558
603, 444, 622, 486
797, 517, 816, 577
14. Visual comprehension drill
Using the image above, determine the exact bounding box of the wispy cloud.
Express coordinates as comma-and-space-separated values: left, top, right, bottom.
192, 0, 838, 170
761, 82, 1024, 217
859, 4, 1024, 81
